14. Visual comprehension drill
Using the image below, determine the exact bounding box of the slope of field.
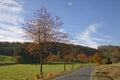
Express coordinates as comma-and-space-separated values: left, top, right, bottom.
0, 55, 15, 63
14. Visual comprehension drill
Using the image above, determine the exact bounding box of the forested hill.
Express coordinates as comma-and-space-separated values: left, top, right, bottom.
98, 45, 120, 63
0, 42, 97, 56
0, 42, 22, 56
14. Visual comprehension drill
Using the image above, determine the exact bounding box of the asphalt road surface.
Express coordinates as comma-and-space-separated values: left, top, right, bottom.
54, 66, 94, 80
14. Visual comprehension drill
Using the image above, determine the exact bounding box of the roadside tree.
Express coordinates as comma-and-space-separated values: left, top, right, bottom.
23, 7, 68, 77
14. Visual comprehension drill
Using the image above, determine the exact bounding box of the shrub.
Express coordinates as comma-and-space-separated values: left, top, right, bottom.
15, 55, 24, 63
47, 73, 54, 78
101, 58, 112, 64
34, 74, 42, 80
111, 57, 119, 63
21, 77, 29, 80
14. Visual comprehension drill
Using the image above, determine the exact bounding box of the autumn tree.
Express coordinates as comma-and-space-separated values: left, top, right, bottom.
88, 56, 93, 63
46, 54, 59, 63
23, 7, 68, 77
76, 52, 86, 63
63, 54, 73, 62
61, 44, 71, 71
93, 53, 103, 64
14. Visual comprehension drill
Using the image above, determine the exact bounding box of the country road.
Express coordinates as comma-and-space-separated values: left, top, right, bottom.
54, 66, 94, 80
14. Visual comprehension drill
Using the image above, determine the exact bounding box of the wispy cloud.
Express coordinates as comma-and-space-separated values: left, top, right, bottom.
0, 0, 22, 13
93, 37, 120, 43
95, 32, 114, 39
0, 0, 24, 42
0, 22, 22, 35
75, 23, 102, 49
72, 22, 120, 48
0, 12, 23, 25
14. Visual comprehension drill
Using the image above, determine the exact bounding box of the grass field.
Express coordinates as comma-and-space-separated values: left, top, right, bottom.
0, 63, 86, 80
0, 55, 15, 63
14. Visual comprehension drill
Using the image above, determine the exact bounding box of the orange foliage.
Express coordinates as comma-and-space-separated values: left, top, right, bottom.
64, 55, 73, 62
76, 53, 86, 62
47, 73, 54, 77
46, 54, 59, 62
93, 53, 103, 64
34, 74, 42, 80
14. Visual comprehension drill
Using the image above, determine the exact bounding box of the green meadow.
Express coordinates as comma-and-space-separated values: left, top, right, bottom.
0, 63, 86, 80
0, 55, 15, 63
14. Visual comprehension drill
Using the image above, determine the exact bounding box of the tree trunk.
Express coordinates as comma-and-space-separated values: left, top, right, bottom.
79, 62, 81, 67
64, 54, 66, 71
72, 60, 74, 69
40, 54, 43, 77
64, 60, 66, 71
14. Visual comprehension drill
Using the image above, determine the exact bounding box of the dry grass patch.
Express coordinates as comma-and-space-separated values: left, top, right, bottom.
94, 65, 120, 80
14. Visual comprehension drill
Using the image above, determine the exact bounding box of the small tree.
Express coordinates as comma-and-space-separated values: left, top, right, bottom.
15, 55, 24, 63
23, 7, 68, 77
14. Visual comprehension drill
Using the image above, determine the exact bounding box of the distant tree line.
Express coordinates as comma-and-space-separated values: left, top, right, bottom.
0, 42, 38, 64
1, 42, 120, 64
0, 42, 97, 64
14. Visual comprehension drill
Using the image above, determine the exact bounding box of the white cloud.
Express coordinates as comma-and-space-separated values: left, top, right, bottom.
76, 23, 102, 49
0, 0, 24, 42
0, 12, 23, 25
93, 38, 111, 42
71, 23, 120, 48
68, 2, 72, 6
0, 22, 23, 35
70, 39, 88, 46
93, 37, 120, 43
0, 36, 24, 42
95, 32, 114, 39
0, 0, 22, 12
59, 28, 65, 32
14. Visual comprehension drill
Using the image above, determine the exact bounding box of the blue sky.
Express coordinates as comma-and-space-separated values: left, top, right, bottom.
0, 0, 120, 48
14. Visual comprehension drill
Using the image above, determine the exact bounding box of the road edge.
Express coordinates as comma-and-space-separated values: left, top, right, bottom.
90, 66, 94, 80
